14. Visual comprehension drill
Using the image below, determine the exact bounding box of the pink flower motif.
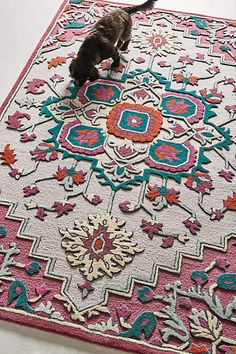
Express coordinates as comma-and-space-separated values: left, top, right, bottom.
161, 236, 174, 248
219, 345, 235, 354
119, 200, 135, 212
225, 105, 236, 114
35, 284, 51, 296
23, 185, 40, 197
50, 74, 64, 83
35, 208, 47, 221
158, 60, 169, 67
92, 86, 115, 101
31, 142, 58, 161
178, 55, 193, 65
53, 201, 75, 217
218, 169, 235, 182
74, 129, 99, 146
166, 99, 191, 114
20, 133, 37, 142
127, 115, 143, 128
210, 209, 224, 221
178, 297, 192, 308
224, 77, 235, 85
133, 89, 150, 100
183, 217, 201, 235
200, 88, 224, 104
68, 52, 76, 58
89, 195, 103, 205
116, 305, 131, 320
185, 172, 214, 194
196, 53, 205, 60
171, 122, 185, 135
140, 219, 163, 239
6, 111, 31, 130
116, 145, 134, 158
9, 169, 22, 179
133, 57, 145, 64
215, 258, 230, 271
24, 78, 45, 94
207, 66, 220, 74
154, 144, 181, 163
85, 109, 96, 119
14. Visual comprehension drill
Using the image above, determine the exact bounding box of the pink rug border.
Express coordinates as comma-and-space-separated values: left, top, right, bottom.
0, 310, 175, 354
0, 1, 235, 353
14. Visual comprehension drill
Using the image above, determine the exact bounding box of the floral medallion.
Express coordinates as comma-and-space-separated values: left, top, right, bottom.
58, 120, 105, 155
107, 102, 163, 142
133, 29, 183, 56
60, 214, 143, 281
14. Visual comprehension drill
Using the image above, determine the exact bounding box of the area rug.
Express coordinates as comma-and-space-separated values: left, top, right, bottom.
0, 0, 236, 353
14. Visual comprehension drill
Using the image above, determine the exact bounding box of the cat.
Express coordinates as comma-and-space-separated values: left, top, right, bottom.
69, 0, 157, 87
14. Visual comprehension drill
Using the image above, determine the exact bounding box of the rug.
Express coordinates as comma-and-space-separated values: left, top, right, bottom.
0, 0, 235, 353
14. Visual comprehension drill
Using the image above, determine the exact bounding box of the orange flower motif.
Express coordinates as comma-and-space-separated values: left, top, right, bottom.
166, 98, 191, 114
173, 73, 199, 86
75, 129, 100, 146
54, 166, 87, 188
154, 144, 181, 162
0, 144, 17, 165
187, 344, 209, 354
91, 86, 115, 100
223, 192, 236, 210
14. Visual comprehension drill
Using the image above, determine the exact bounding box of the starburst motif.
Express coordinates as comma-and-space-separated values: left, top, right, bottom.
133, 29, 182, 56
60, 214, 143, 281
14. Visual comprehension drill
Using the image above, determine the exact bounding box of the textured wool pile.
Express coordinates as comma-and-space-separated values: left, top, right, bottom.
0, 1, 235, 353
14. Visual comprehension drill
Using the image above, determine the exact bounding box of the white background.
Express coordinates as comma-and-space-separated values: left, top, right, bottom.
0, 0, 235, 353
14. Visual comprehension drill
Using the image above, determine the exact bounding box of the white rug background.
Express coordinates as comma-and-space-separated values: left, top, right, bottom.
0, 0, 235, 353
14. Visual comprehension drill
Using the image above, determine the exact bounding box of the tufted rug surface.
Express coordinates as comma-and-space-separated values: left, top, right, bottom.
0, 1, 235, 353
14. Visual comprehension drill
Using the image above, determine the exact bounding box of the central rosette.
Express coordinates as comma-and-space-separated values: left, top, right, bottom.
107, 102, 163, 142
60, 214, 143, 281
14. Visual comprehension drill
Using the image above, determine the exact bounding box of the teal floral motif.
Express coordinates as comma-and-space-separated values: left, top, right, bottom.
8, 280, 35, 313
0, 226, 7, 237
58, 121, 105, 156
161, 93, 204, 121
217, 273, 236, 290
146, 141, 197, 173
78, 81, 124, 104
190, 17, 208, 29
25, 261, 41, 275
120, 312, 157, 339
191, 270, 209, 285
137, 286, 155, 303
220, 46, 231, 52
